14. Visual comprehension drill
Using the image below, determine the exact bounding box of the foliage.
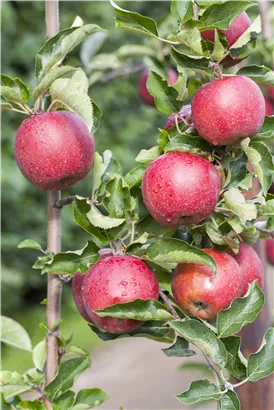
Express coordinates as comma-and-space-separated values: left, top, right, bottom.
1, 0, 274, 408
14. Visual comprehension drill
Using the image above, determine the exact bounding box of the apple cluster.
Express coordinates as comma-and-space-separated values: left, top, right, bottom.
72, 242, 264, 333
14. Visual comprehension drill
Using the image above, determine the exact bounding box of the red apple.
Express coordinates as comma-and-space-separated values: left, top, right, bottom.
265, 97, 274, 116
192, 76, 265, 146
201, 12, 251, 68
267, 85, 274, 101
142, 152, 220, 226
164, 104, 192, 130
139, 68, 178, 107
72, 273, 91, 322
227, 242, 264, 295
172, 249, 242, 320
14, 111, 95, 190
82, 255, 159, 333
265, 238, 274, 265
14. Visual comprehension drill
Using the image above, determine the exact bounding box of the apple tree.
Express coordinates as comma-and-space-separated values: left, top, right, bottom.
1, 1, 274, 409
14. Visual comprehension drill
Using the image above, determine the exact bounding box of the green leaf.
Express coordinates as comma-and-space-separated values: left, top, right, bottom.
164, 133, 213, 159
224, 153, 248, 189
32, 339, 46, 372
0, 316, 32, 352
52, 391, 75, 410
103, 176, 132, 218
1, 96, 12, 110
221, 336, 247, 380
146, 71, 181, 114
86, 204, 125, 229
171, 1, 193, 23
110, 0, 159, 38
200, 1, 254, 30
80, 31, 108, 68
217, 281, 264, 338
135, 146, 163, 165
125, 166, 146, 189
95, 299, 173, 321
126, 233, 149, 253
241, 139, 274, 194
32, 255, 52, 270
66, 345, 89, 357
90, 99, 102, 134
171, 48, 213, 75
72, 198, 108, 244
36, 25, 106, 79
247, 327, 274, 381
222, 188, 257, 224
42, 240, 100, 275
211, 29, 225, 61
72, 388, 108, 409
90, 320, 175, 344
144, 238, 217, 274
188, 78, 202, 96
138, 215, 176, 238
175, 379, 224, 405
170, 320, 227, 367
92, 152, 105, 194
49, 77, 93, 132
17, 400, 46, 410
32, 66, 76, 100
45, 357, 91, 400
219, 391, 240, 410
162, 336, 196, 357
17, 239, 44, 252
0, 371, 31, 400
1, 74, 29, 103
255, 116, 274, 139
169, 28, 203, 55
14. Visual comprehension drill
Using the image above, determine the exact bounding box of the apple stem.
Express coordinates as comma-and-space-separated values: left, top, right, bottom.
214, 64, 223, 80
159, 290, 181, 320
45, 0, 62, 395
7, 108, 30, 116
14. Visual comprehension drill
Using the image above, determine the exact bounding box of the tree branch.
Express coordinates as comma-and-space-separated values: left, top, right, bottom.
45, 0, 62, 396
159, 290, 181, 320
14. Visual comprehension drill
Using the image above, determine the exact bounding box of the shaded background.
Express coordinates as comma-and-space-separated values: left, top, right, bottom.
1, 1, 273, 408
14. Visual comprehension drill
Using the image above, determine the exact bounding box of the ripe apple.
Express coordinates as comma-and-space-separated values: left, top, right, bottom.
172, 249, 242, 320
201, 12, 251, 68
82, 255, 159, 333
142, 152, 220, 226
139, 68, 178, 107
192, 76, 265, 146
72, 273, 91, 322
265, 97, 274, 116
164, 104, 192, 130
228, 242, 264, 295
265, 238, 274, 265
14, 111, 95, 190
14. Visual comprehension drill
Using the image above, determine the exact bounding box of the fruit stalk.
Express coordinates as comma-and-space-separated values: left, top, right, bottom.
45, 0, 62, 390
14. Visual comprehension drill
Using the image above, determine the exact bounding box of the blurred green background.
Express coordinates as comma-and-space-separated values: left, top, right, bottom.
1, 0, 271, 373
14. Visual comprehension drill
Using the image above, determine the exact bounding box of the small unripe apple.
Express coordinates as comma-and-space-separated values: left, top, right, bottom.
201, 12, 251, 68
265, 97, 274, 116
164, 104, 192, 130
142, 152, 220, 226
139, 68, 178, 107
172, 249, 242, 320
192, 76, 265, 146
227, 243, 264, 295
82, 255, 159, 334
14, 111, 95, 190
265, 238, 274, 265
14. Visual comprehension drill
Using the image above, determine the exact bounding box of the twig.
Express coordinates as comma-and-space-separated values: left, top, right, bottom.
256, 227, 274, 238
233, 378, 249, 388
159, 290, 181, 320
96, 63, 145, 83
54, 195, 76, 208
45, 0, 62, 399
193, 1, 199, 20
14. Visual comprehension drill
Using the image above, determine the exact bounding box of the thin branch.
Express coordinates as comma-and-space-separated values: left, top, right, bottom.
54, 195, 76, 208
233, 378, 249, 388
96, 63, 145, 84
193, 1, 199, 20
256, 227, 274, 238
159, 290, 181, 320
